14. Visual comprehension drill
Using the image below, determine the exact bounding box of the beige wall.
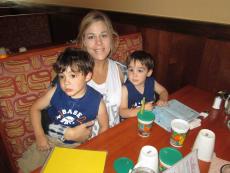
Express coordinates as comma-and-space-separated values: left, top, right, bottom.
15, 0, 230, 24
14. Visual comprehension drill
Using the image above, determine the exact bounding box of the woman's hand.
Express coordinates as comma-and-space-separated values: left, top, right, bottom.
64, 121, 95, 142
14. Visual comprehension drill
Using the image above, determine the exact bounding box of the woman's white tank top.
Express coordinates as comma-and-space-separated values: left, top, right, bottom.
88, 59, 122, 136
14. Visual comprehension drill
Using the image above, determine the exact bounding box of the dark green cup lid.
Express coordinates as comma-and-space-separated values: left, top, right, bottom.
137, 110, 155, 122
159, 147, 183, 166
113, 157, 134, 173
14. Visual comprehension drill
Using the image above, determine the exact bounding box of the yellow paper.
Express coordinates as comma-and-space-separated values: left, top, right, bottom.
42, 147, 107, 173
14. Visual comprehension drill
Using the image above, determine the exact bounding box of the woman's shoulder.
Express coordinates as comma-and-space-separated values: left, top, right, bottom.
109, 59, 126, 69
109, 59, 127, 82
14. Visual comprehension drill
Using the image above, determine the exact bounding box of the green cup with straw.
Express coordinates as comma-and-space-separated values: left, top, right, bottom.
137, 97, 155, 137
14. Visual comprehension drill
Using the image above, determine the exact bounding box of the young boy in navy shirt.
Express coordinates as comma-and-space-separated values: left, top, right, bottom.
18, 48, 108, 172
119, 50, 168, 118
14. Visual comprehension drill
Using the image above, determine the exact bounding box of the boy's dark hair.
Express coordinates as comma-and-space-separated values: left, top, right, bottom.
126, 50, 154, 70
53, 47, 94, 75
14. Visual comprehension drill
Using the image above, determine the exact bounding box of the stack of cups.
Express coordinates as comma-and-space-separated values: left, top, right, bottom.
192, 129, 215, 162
134, 145, 158, 173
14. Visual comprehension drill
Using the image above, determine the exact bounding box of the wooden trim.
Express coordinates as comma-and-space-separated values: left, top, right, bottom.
107, 11, 230, 41
1, 3, 229, 41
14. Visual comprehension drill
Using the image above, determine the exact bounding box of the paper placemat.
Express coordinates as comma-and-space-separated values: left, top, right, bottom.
163, 149, 200, 173
153, 99, 199, 132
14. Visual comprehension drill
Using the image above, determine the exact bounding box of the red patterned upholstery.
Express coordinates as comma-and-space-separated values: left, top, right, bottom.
113, 33, 143, 63
0, 33, 142, 171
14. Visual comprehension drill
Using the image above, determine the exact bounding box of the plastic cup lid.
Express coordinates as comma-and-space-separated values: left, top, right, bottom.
137, 110, 155, 122
159, 147, 183, 166
113, 157, 134, 173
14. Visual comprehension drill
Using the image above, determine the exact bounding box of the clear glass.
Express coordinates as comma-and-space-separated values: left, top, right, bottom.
224, 98, 230, 115
131, 167, 155, 173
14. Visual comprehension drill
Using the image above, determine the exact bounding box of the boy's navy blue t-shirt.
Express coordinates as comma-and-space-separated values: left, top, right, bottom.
125, 76, 155, 108
47, 82, 102, 143
48, 82, 102, 127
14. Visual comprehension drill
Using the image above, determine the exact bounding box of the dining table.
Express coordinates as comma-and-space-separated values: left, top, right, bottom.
32, 85, 230, 173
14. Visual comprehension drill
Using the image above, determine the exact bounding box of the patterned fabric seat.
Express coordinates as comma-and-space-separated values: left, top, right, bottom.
0, 33, 142, 172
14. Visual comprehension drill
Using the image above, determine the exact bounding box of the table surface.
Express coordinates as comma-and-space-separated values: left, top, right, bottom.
32, 85, 230, 173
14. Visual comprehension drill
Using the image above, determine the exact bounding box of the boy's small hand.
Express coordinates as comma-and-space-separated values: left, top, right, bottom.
85, 120, 95, 128
156, 100, 168, 106
64, 120, 95, 142
36, 135, 51, 151
144, 101, 154, 111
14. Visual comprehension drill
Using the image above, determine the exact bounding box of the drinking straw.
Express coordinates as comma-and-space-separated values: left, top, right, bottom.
140, 97, 145, 114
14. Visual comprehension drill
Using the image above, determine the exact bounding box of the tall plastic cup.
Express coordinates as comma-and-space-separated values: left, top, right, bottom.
170, 119, 189, 147
137, 110, 155, 137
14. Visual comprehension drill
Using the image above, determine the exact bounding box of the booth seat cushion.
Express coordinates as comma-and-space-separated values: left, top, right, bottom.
113, 33, 143, 63
0, 32, 142, 171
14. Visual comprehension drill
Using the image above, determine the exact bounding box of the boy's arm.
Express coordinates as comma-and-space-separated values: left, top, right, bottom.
119, 86, 140, 118
154, 81, 168, 106
30, 86, 56, 150
97, 100, 109, 134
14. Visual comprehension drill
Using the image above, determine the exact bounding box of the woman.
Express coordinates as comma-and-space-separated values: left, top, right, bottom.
43, 10, 124, 139
77, 10, 125, 136
18, 11, 124, 172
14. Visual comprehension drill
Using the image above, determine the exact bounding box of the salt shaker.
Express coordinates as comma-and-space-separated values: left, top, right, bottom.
212, 96, 222, 109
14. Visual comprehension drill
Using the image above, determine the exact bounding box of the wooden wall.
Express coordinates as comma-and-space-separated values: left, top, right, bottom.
141, 29, 230, 93
109, 12, 230, 94
0, 13, 52, 52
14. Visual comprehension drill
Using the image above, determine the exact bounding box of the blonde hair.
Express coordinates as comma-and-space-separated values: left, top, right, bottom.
77, 10, 119, 57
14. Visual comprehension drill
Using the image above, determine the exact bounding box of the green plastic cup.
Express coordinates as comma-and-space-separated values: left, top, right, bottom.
159, 147, 183, 172
137, 110, 155, 137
